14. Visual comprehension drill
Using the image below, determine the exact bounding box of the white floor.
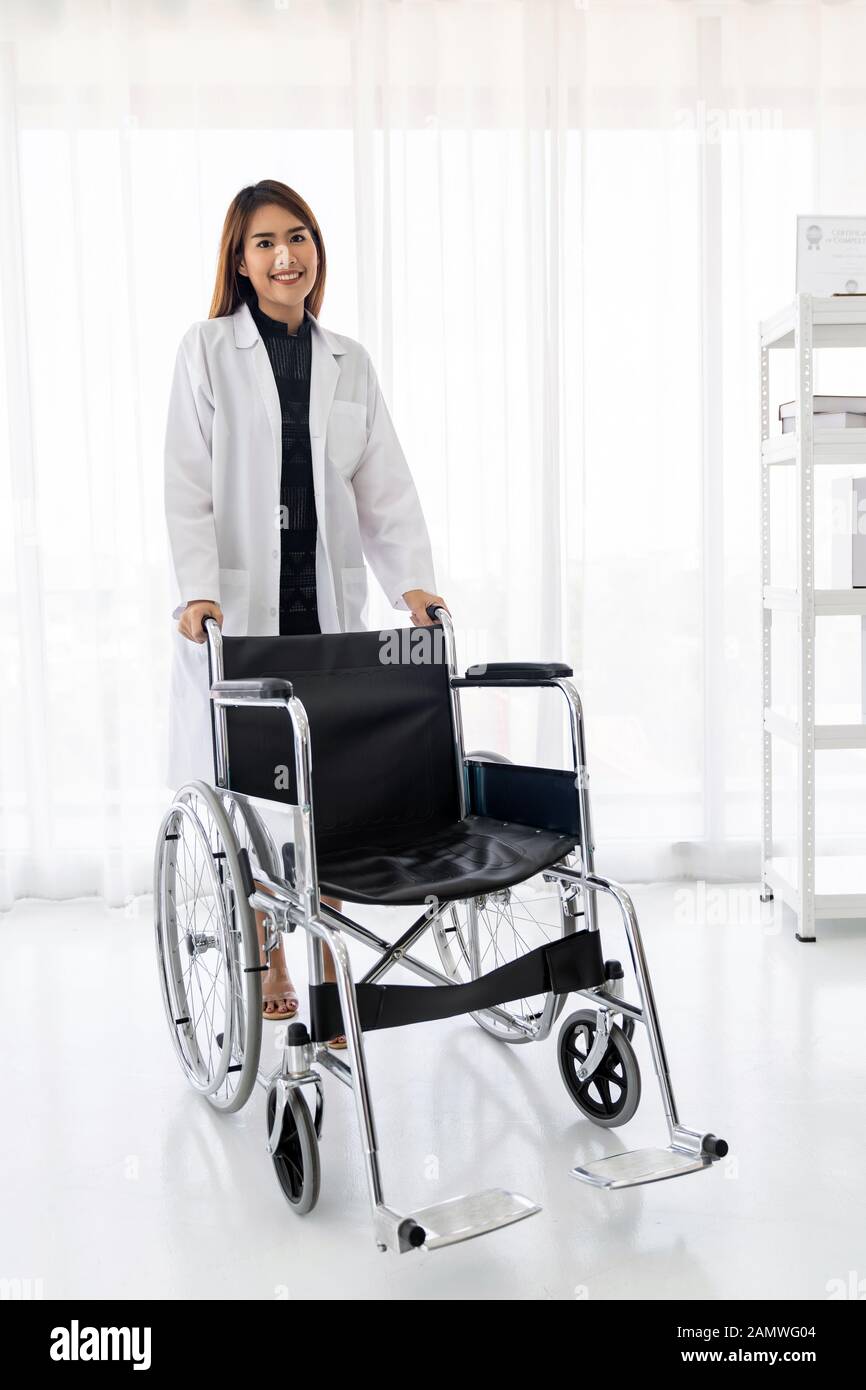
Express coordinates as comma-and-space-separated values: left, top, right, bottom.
1, 883, 863, 1301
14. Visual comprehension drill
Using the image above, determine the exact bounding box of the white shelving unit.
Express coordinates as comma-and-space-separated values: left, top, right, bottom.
760, 292, 866, 940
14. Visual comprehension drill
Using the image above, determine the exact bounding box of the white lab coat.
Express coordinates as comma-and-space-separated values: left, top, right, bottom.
164, 299, 437, 789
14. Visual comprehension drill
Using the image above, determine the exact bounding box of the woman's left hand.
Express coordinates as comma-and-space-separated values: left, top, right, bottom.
403, 589, 450, 626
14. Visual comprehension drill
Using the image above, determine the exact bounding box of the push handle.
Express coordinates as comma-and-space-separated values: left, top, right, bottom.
426, 602, 445, 622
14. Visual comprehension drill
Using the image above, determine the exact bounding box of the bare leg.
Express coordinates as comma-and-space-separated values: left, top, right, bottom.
255, 890, 345, 1038
255, 907, 298, 1019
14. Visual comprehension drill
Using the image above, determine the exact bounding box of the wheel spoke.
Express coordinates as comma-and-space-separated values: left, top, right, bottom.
432, 877, 568, 1040
595, 1064, 624, 1091
593, 1076, 613, 1111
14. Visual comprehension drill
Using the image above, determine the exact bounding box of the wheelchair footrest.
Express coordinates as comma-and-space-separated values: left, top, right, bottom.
408, 1188, 541, 1249
570, 1146, 715, 1190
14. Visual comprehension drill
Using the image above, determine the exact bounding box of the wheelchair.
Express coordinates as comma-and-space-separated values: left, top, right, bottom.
153, 606, 728, 1253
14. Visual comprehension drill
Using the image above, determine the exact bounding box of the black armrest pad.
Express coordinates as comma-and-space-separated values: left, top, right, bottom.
463, 661, 573, 681
210, 678, 293, 700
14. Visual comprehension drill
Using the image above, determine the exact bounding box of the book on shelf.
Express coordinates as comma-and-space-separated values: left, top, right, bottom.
781, 412, 866, 433
779, 395, 866, 419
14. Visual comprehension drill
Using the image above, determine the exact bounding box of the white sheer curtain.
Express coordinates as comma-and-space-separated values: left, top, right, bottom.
2, 0, 864, 906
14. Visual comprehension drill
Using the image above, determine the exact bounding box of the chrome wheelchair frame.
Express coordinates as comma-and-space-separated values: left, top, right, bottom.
153, 608, 727, 1253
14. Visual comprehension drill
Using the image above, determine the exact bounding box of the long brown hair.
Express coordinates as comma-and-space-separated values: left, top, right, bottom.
208, 180, 327, 320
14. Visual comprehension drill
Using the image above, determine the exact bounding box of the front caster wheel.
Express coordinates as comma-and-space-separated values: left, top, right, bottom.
557, 1009, 641, 1128
266, 1083, 321, 1215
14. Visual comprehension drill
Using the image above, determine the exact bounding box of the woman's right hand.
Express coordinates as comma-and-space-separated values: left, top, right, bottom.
178, 600, 223, 643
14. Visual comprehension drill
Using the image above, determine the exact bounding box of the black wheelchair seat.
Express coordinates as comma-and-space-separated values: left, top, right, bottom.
316, 813, 576, 906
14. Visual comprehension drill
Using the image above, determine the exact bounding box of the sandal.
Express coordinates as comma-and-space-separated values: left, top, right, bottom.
262, 969, 299, 1021
328, 1034, 348, 1050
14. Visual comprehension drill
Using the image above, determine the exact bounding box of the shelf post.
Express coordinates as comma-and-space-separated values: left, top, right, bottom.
795, 292, 817, 941
760, 329, 774, 905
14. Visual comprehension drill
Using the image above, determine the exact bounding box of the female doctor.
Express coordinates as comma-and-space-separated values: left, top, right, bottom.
164, 179, 449, 1038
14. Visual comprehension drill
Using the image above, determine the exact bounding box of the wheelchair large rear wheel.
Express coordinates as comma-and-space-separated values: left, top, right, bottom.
433, 751, 578, 1043
220, 789, 284, 889
433, 883, 574, 1042
154, 781, 262, 1113
430, 750, 575, 1045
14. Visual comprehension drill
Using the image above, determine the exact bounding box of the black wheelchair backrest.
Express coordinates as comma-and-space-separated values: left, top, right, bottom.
212, 627, 461, 854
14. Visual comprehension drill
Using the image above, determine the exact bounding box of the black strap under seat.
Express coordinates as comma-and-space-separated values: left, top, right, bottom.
308, 929, 605, 1039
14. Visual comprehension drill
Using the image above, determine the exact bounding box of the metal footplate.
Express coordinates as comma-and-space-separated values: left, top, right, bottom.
571, 1127, 728, 1191
375, 1189, 540, 1252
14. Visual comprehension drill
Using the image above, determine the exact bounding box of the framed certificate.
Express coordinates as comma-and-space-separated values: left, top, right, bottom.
796, 215, 866, 295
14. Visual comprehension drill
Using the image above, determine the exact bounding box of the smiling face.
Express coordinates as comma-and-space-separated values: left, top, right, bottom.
237, 202, 319, 329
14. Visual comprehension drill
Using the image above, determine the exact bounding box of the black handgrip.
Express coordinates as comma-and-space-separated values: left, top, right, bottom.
399, 1219, 427, 1250
703, 1134, 728, 1159
237, 847, 255, 902
426, 603, 444, 622
282, 842, 296, 888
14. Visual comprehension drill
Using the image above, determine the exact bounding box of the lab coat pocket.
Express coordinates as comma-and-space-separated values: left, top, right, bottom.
218, 567, 250, 634
340, 565, 369, 630
326, 400, 367, 477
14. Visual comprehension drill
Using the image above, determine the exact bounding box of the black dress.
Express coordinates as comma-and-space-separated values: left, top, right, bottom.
249, 296, 321, 636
